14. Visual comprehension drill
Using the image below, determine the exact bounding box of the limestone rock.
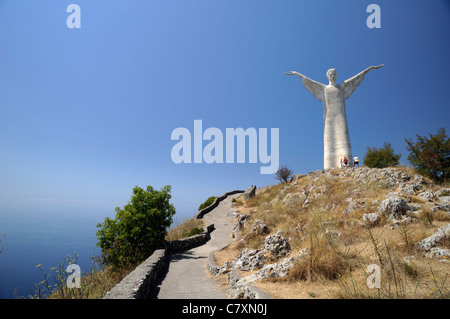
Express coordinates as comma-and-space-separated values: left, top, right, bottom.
325, 229, 341, 239
362, 212, 380, 227
227, 208, 240, 219
390, 216, 413, 229
435, 188, 450, 197
377, 196, 409, 218
243, 186, 256, 200
436, 196, 450, 212
439, 196, 450, 204
343, 199, 366, 215
423, 247, 450, 260
281, 191, 308, 206
248, 219, 269, 235
233, 214, 250, 231
415, 224, 450, 252
418, 191, 435, 202
264, 231, 290, 258
233, 249, 266, 271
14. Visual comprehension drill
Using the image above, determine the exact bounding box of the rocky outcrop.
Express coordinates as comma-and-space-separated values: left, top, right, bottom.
212, 230, 306, 298
228, 269, 273, 299
377, 196, 409, 218
227, 247, 309, 299
232, 249, 266, 271
243, 186, 256, 200
362, 212, 380, 227
415, 224, 450, 261
264, 231, 291, 258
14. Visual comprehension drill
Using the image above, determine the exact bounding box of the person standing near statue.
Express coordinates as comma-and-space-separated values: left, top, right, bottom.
343, 156, 348, 168
353, 155, 360, 168
286, 64, 383, 169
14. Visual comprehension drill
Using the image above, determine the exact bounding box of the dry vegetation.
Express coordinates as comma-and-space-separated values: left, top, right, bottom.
165, 216, 205, 241
214, 167, 450, 299
30, 254, 136, 299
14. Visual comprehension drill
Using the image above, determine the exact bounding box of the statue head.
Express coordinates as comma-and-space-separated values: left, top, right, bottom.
326, 68, 337, 84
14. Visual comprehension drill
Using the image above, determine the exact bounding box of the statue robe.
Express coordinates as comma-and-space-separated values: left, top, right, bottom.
301, 72, 366, 169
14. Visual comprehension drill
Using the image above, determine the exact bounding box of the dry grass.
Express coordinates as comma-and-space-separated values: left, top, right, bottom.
165, 216, 205, 241
30, 254, 136, 299
214, 241, 242, 267
214, 168, 450, 299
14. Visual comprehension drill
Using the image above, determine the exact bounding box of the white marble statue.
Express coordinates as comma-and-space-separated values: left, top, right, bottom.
286, 65, 383, 169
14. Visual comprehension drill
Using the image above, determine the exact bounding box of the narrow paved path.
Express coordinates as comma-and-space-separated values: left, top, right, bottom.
151, 194, 240, 299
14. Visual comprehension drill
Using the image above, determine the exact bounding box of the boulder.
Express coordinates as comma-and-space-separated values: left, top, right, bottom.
343, 199, 366, 215
415, 224, 450, 252
362, 213, 380, 227
243, 186, 256, 200
438, 196, 450, 205
264, 231, 290, 258
255, 256, 297, 279
411, 174, 427, 185
435, 188, 450, 197
391, 216, 413, 228
377, 196, 409, 218
227, 208, 240, 219
281, 191, 308, 206
232, 249, 266, 271
248, 219, 269, 235
418, 191, 435, 202
423, 247, 450, 260
232, 214, 250, 235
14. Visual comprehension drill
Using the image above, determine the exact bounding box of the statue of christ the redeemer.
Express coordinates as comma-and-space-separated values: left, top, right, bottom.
286, 64, 383, 169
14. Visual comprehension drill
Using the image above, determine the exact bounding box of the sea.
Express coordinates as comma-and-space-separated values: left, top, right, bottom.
0, 203, 111, 299
0, 195, 193, 299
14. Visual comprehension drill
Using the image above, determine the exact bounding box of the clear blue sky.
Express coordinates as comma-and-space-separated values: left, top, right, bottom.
0, 0, 449, 222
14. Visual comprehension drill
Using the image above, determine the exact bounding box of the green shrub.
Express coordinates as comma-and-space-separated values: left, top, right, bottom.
198, 196, 216, 211
363, 142, 401, 168
405, 127, 449, 183
182, 227, 204, 238
96, 185, 176, 269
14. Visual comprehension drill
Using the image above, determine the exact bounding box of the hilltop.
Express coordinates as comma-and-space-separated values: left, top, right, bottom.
213, 167, 450, 299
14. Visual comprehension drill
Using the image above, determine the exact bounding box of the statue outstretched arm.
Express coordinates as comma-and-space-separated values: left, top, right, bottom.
342, 64, 383, 99
285, 71, 325, 102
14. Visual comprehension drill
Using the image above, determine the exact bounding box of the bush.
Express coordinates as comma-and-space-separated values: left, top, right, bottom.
363, 142, 401, 168
96, 185, 176, 269
165, 217, 205, 241
182, 227, 204, 238
198, 196, 216, 211
275, 165, 293, 183
405, 127, 449, 183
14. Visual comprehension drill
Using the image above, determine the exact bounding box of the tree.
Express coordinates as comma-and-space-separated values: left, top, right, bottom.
405, 127, 449, 183
96, 185, 176, 268
363, 142, 401, 168
275, 165, 293, 183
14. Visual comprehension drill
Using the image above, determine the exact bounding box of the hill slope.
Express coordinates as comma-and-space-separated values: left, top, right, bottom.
214, 167, 450, 299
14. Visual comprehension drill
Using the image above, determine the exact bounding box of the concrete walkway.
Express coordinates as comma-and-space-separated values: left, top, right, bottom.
150, 194, 240, 299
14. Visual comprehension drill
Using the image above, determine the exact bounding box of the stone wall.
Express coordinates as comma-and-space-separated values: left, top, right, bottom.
103, 224, 214, 299
167, 223, 215, 254
103, 190, 244, 299
195, 190, 245, 219
103, 249, 167, 299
